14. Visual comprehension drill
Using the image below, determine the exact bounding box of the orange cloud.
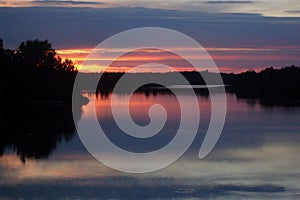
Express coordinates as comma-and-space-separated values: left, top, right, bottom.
57, 46, 300, 73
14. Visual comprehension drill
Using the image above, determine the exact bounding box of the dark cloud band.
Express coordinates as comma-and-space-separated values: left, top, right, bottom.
285, 10, 300, 13
204, 1, 254, 4
32, 0, 105, 5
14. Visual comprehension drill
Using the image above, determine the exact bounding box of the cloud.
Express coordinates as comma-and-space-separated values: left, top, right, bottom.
285, 10, 300, 13
0, 1, 6, 5
0, 6, 300, 71
204, 0, 255, 4
31, 0, 105, 6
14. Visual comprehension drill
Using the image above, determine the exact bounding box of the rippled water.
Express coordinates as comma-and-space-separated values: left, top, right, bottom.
1, 92, 300, 199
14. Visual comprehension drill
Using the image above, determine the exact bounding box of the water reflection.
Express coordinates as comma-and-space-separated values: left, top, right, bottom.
0, 91, 300, 199
0, 102, 82, 163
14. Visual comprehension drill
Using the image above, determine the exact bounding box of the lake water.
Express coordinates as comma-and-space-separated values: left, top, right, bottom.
1, 91, 300, 199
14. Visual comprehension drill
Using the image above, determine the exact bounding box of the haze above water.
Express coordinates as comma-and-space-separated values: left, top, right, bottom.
1, 91, 300, 199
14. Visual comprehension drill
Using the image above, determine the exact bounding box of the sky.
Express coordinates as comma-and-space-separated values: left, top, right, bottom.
0, 0, 300, 72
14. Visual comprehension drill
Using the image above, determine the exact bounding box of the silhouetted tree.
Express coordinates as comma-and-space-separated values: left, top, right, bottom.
0, 38, 3, 51
18, 39, 57, 70
0, 38, 4, 67
0, 38, 79, 102
17, 39, 77, 72
0, 38, 4, 62
56, 57, 77, 72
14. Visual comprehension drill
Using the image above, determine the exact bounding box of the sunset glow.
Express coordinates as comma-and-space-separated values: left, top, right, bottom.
57, 46, 300, 73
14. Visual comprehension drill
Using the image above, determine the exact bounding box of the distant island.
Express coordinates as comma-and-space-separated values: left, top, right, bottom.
86, 66, 300, 101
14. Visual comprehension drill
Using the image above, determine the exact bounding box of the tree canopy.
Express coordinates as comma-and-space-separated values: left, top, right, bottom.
0, 38, 76, 72
0, 38, 78, 102
0, 38, 3, 50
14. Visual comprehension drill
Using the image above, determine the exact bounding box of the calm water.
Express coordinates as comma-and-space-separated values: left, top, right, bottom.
1, 91, 300, 199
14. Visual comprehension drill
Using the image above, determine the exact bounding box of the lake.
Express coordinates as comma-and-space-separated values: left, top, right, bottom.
1, 91, 300, 199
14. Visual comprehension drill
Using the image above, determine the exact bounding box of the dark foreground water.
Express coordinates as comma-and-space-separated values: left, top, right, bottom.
1, 91, 300, 199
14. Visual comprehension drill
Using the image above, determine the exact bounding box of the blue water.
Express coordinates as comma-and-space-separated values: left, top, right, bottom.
0, 92, 300, 199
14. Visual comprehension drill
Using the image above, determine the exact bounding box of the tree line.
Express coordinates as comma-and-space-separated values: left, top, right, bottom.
1, 37, 299, 103
222, 66, 300, 99
93, 66, 300, 99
